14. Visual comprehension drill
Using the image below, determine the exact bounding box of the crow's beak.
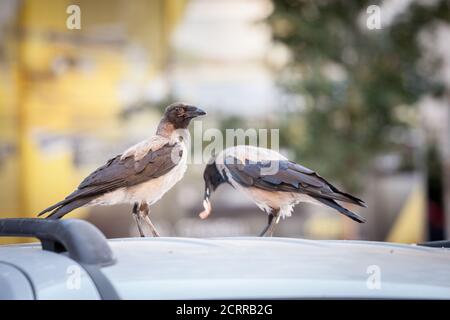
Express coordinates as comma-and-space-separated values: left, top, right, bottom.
186, 106, 206, 118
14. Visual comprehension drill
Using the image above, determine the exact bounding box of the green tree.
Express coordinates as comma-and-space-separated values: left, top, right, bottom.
267, 0, 449, 191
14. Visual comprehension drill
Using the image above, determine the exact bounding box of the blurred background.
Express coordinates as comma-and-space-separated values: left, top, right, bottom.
0, 0, 449, 244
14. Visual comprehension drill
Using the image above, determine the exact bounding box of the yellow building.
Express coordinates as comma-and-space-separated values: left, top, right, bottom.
0, 0, 186, 243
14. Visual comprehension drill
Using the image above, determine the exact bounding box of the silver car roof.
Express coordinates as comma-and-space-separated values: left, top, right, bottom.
102, 237, 450, 299
1, 237, 450, 299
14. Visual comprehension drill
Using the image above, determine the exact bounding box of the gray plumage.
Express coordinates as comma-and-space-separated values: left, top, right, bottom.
224, 156, 366, 223
38, 143, 182, 219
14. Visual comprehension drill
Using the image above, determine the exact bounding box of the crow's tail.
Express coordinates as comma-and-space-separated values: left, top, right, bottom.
37, 196, 95, 219
313, 196, 367, 223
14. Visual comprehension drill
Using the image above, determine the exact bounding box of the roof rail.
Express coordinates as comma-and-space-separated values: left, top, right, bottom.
0, 218, 115, 266
418, 240, 450, 249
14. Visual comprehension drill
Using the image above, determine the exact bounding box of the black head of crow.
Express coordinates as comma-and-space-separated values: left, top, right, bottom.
162, 103, 206, 130
200, 145, 366, 236
200, 156, 229, 219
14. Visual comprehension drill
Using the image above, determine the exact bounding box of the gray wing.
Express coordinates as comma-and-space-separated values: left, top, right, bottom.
223, 156, 366, 208
38, 143, 183, 218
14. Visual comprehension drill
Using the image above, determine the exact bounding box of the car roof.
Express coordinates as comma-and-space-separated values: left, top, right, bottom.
99, 237, 450, 299
4, 219, 449, 299
2, 237, 450, 299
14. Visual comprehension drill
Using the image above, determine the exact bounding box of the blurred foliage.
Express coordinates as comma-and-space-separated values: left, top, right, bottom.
267, 0, 450, 191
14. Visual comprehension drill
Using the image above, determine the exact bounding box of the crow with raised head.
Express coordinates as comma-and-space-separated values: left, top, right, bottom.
39, 102, 206, 237
200, 145, 366, 236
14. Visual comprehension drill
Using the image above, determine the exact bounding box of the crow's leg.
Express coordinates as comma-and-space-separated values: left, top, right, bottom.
259, 209, 280, 237
140, 202, 160, 237
259, 213, 274, 237
132, 202, 145, 237
267, 209, 281, 237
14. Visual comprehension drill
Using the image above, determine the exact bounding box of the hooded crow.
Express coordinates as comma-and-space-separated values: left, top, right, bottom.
200, 145, 366, 236
39, 102, 206, 237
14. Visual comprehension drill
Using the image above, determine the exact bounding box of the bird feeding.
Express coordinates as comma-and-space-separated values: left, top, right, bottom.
200, 145, 366, 237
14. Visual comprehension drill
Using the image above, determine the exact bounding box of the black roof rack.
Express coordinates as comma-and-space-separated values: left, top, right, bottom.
0, 218, 115, 266
418, 240, 450, 249
0, 218, 120, 300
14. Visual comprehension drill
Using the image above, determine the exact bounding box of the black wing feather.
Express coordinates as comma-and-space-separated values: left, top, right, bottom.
224, 157, 366, 207
38, 142, 183, 218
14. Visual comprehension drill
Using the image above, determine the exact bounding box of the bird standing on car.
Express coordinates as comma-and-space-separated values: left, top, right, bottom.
200, 145, 366, 236
38, 102, 206, 237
